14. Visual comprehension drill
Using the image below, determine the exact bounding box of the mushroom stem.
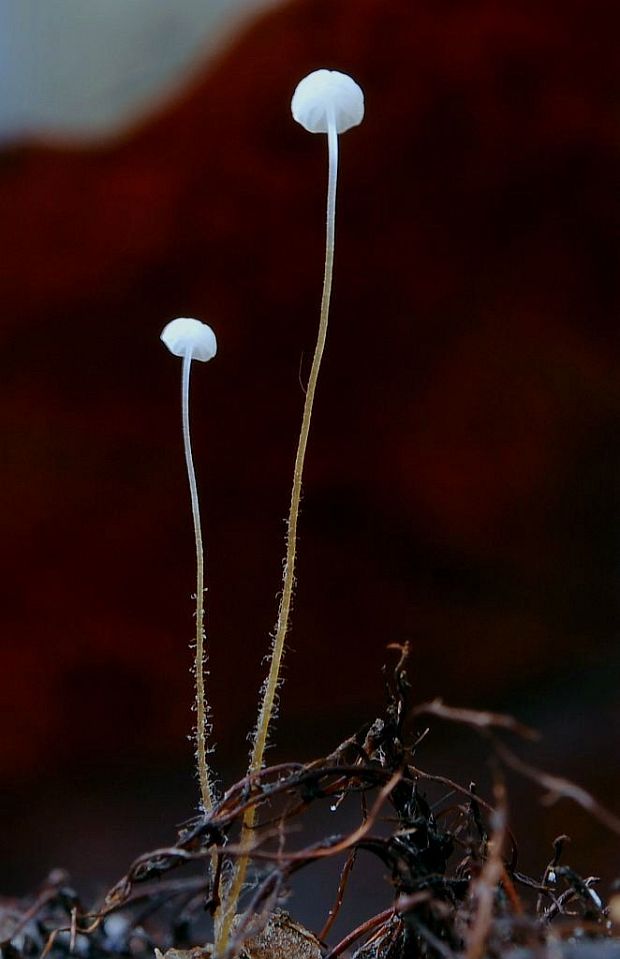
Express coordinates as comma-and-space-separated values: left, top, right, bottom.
250, 110, 338, 773
215, 110, 339, 955
181, 349, 215, 816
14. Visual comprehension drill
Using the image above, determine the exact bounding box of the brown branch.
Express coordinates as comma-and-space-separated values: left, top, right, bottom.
494, 740, 620, 836
319, 849, 357, 941
465, 775, 508, 959
324, 908, 395, 959
413, 698, 539, 741
219, 771, 403, 863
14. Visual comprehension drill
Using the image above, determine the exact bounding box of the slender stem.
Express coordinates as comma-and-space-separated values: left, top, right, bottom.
181, 350, 216, 816
215, 115, 339, 955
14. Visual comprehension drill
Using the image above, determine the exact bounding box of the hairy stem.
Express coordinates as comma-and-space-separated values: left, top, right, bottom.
181, 351, 216, 816
215, 115, 339, 955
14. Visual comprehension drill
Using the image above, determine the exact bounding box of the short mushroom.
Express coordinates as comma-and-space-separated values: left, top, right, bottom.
160, 316, 217, 816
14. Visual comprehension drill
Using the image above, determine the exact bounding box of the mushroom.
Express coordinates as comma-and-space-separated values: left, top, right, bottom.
217, 70, 365, 952
251, 64, 364, 792
291, 67, 365, 135
160, 316, 217, 815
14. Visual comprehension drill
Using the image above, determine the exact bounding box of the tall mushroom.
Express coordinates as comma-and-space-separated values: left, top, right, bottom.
217, 70, 364, 953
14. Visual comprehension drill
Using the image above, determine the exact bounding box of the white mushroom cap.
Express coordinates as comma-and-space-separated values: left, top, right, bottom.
291, 69, 364, 134
161, 317, 217, 362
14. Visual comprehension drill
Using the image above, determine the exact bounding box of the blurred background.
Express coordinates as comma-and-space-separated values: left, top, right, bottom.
0, 0, 618, 934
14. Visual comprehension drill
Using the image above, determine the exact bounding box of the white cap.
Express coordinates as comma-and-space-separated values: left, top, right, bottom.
291, 69, 364, 134
160, 317, 217, 362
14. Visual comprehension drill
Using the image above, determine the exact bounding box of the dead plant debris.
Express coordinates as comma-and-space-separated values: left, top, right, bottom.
2, 646, 619, 959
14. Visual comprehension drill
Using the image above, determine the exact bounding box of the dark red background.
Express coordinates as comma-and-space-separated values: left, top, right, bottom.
1, 0, 618, 913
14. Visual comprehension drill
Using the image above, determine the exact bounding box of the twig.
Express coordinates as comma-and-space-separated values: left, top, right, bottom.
465, 775, 508, 959
413, 699, 539, 741
494, 740, 620, 835
319, 850, 357, 941
324, 907, 395, 959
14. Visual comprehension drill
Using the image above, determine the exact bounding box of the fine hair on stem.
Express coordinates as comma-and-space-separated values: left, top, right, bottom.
215, 106, 340, 954
160, 316, 218, 819
181, 350, 216, 817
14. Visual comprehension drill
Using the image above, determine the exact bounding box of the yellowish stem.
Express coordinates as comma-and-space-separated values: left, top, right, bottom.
215, 114, 339, 956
